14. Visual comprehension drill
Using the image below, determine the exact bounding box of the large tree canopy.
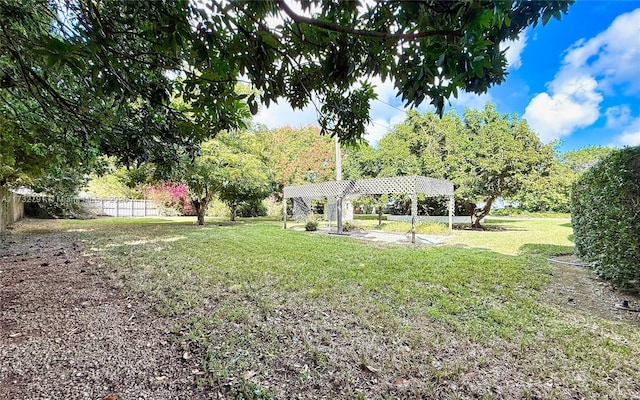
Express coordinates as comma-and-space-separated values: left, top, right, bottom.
372, 104, 555, 227
1, 0, 573, 185
184, 130, 273, 225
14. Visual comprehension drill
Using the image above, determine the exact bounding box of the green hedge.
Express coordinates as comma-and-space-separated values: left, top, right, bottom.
571, 146, 640, 290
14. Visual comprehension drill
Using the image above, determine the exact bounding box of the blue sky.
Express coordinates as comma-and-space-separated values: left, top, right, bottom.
254, 1, 640, 153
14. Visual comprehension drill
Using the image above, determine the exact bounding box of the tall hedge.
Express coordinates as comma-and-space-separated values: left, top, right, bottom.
571, 146, 640, 290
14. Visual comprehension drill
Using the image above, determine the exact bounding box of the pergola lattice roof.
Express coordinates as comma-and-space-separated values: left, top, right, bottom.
283, 175, 454, 200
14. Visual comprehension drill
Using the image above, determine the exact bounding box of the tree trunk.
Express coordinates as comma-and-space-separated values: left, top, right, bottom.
471, 212, 483, 229
193, 197, 209, 225
197, 205, 206, 225
470, 197, 495, 229
229, 206, 236, 222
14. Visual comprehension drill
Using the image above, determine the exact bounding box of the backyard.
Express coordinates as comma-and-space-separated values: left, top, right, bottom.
1, 217, 639, 399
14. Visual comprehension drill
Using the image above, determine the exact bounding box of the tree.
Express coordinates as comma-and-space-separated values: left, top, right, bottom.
376, 104, 554, 227
452, 104, 555, 227
0, 0, 247, 185
259, 125, 335, 195
513, 158, 575, 213
342, 143, 380, 181
562, 146, 616, 174
377, 110, 458, 179
184, 131, 273, 225
1, 0, 574, 186
83, 157, 157, 199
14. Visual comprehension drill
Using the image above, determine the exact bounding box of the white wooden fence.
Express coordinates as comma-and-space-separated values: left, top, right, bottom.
0, 186, 24, 231
79, 198, 160, 217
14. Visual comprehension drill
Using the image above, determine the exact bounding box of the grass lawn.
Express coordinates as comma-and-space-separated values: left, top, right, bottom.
49, 216, 638, 399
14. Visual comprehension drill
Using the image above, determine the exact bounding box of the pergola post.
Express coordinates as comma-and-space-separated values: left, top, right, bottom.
448, 195, 454, 230
411, 194, 417, 244
336, 197, 343, 234
283, 198, 287, 229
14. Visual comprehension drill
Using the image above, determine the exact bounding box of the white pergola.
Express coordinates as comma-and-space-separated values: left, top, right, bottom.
283, 175, 455, 243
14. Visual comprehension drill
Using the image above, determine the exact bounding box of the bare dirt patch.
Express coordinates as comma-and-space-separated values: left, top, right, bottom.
545, 256, 640, 326
0, 223, 208, 400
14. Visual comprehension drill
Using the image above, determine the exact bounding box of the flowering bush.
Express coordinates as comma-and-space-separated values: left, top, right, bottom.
145, 181, 195, 216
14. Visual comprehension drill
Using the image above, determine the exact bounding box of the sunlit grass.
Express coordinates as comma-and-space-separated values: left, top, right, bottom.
447, 217, 575, 256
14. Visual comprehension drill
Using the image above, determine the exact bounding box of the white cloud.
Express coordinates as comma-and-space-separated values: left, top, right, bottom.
562, 8, 640, 95
524, 76, 602, 142
524, 8, 640, 142
253, 100, 318, 128
501, 30, 528, 70
611, 116, 640, 147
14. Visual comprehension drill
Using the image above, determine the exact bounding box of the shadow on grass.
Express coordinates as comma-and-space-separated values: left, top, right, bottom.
519, 243, 574, 256
453, 223, 527, 232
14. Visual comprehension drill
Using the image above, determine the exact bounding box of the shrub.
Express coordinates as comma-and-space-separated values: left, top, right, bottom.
24, 197, 82, 219
235, 199, 267, 218
341, 221, 360, 232
264, 195, 283, 217
305, 214, 320, 231
145, 181, 195, 216
206, 197, 231, 218
571, 146, 640, 290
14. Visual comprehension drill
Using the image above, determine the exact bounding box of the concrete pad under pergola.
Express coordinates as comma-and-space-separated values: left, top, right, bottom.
283, 175, 455, 244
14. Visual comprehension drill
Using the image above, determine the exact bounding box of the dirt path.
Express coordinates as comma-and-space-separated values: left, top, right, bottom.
0, 225, 209, 400
544, 256, 640, 326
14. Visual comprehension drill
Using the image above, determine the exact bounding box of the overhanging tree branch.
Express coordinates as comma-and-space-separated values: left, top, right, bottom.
276, 0, 462, 40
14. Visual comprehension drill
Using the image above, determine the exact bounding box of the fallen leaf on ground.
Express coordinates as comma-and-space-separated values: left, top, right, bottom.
392, 377, 411, 387
360, 362, 380, 374
243, 370, 257, 380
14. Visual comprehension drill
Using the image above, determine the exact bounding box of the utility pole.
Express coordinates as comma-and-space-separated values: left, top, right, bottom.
335, 135, 342, 180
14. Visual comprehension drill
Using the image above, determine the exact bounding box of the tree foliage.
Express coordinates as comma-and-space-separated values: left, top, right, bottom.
513, 158, 574, 213
562, 146, 616, 174
374, 104, 554, 227
454, 104, 554, 226
512, 145, 616, 213
1, 0, 573, 186
0, 0, 248, 184
184, 131, 273, 225
258, 125, 335, 194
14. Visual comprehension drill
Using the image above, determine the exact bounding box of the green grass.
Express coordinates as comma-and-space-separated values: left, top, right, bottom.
38, 217, 640, 398
448, 217, 575, 256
